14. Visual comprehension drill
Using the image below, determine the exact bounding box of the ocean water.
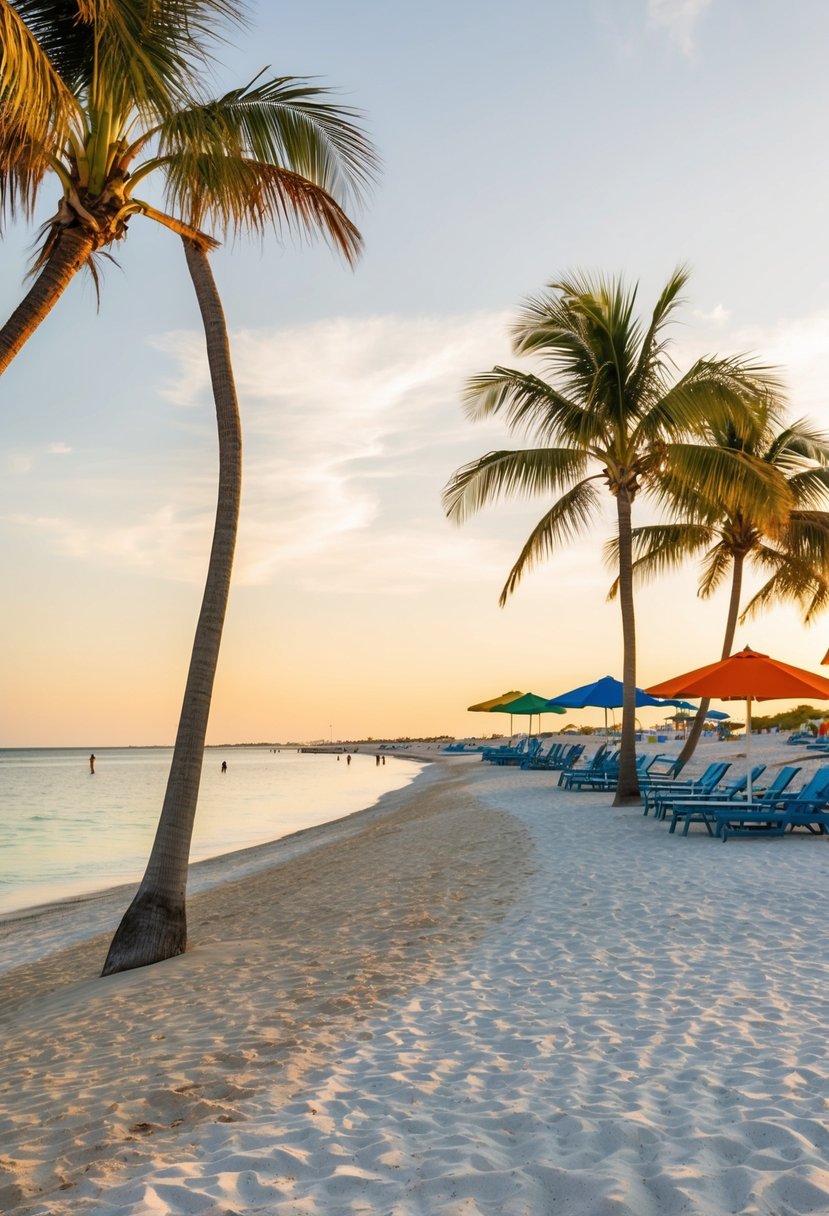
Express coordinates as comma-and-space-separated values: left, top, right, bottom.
0, 746, 424, 915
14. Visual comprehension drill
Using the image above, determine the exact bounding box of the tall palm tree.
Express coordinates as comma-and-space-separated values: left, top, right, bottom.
0, 0, 377, 973
443, 268, 785, 804
611, 406, 829, 764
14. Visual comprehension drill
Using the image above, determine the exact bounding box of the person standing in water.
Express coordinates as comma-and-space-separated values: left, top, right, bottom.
89, 753, 96, 774
221, 760, 227, 773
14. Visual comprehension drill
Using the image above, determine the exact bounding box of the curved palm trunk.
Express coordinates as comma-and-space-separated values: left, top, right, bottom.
0, 228, 95, 375
677, 553, 745, 766
102, 240, 242, 976
614, 487, 641, 805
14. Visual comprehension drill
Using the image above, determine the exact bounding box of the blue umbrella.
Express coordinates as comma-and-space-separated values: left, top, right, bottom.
546, 675, 666, 734
658, 697, 730, 720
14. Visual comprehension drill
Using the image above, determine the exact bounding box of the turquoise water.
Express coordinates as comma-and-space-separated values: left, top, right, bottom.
0, 747, 423, 915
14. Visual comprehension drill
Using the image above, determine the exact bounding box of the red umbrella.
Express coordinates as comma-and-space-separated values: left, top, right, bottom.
646, 646, 829, 799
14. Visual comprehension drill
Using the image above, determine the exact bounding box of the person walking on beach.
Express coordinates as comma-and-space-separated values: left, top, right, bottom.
346, 753, 351, 766
376, 753, 381, 766
89, 753, 96, 775
221, 760, 227, 773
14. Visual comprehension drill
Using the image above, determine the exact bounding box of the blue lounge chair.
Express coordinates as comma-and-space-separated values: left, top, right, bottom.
568, 752, 670, 793
642, 761, 732, 816
659, 764, 765, 821
491, 738, 543, 766
523, 742, 585, 771
716, 767, 829, 840
558, 744, 615, 789
666, 765, 768, 834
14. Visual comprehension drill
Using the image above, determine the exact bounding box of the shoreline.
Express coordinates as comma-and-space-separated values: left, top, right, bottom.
0, 753, 451, 974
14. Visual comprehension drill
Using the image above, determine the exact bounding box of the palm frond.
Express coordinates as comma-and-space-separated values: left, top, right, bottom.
13, 0, 241, 110
652, 442, 794, 525
160, 154, 362, 258
0, 0, 79, 220
644, 355, 785, 441
498, 479, 602, 605
462, 366, 606, 448
156, 76, 378, 206
766, 417, 829, 469
740, 547, 829, 625
442, 447, 590, 524
697, 541, 734, 599
626, 265, 689, 405
604, 521, 714, 599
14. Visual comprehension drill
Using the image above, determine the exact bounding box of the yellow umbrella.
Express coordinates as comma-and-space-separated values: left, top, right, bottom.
468, 690, 524, 738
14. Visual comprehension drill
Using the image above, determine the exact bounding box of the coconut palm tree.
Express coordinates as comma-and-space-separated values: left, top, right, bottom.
611, 406, 829, 765
442, 268, 785, 804
0, 0, 377, 973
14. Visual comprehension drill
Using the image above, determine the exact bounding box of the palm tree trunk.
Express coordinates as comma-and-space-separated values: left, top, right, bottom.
677, 553, 744, 766
102, 240, 242, 976
614, 487, 641, 805
0, 228, 95, 375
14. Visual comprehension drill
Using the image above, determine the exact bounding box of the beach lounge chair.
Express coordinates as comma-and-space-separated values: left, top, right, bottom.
490, 738, 543, 766
566, 752, 667, 793
715, 767, 829, 840
665, 765, 768, 834
521, 741, 562, 769
558, 745, 614, 789
545, 743, 586, 771
719, 768, 829, 840
481, 738, 527, 763
658, 764, 765, 820
526, 742, 586, 771
642, 761, 731, 816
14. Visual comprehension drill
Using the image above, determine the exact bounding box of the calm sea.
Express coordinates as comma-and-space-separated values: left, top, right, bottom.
0, 746, 424, 915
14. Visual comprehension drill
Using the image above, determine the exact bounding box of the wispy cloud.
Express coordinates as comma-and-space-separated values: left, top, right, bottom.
13, 303, 829, 597
48, 442, 72, 455
647, 0, 713, 54
693, 303, 731, 324
14, 313, 515, 589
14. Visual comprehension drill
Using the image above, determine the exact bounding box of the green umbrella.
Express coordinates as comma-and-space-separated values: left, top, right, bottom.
490, 692, 566, 738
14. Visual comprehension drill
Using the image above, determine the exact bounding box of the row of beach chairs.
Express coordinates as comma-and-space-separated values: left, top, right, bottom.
644, 762, 829, 839
549, 744, 829, 840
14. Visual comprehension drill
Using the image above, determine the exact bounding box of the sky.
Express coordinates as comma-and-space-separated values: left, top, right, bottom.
3, 0, 829, 745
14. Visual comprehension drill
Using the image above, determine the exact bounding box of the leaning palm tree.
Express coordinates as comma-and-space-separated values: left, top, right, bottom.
443, 268, 786, 804
610, 405, 829, 765
0, 0, 377, 973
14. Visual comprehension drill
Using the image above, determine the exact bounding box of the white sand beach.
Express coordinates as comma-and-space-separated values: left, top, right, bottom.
3, 734, 829, 1215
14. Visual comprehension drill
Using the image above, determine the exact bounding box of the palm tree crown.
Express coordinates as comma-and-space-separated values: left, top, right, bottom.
0, 0, 377, 370
443, 267, 785, 803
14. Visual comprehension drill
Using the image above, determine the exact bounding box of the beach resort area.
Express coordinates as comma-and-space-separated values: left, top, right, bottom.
6, 3, 829, 1215
4, 731, 829, 1215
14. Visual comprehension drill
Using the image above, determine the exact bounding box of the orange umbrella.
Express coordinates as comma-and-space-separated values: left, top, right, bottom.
646, 646, 829, 799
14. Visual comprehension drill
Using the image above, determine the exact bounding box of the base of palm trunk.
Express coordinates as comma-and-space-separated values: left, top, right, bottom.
101, 889, 187, 976
613, 787, 642, 806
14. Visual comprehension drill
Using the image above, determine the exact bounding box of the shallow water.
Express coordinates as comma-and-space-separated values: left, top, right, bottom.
0, 746, 422, 914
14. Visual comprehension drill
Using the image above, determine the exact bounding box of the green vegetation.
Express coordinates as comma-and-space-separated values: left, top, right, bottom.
752, 706, 829, 731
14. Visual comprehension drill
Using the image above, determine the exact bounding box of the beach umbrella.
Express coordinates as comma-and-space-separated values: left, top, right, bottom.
490, 692, 566, 738
467, 690, 524, 738
546, 675, 666, 734
646, 646, 829, 800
